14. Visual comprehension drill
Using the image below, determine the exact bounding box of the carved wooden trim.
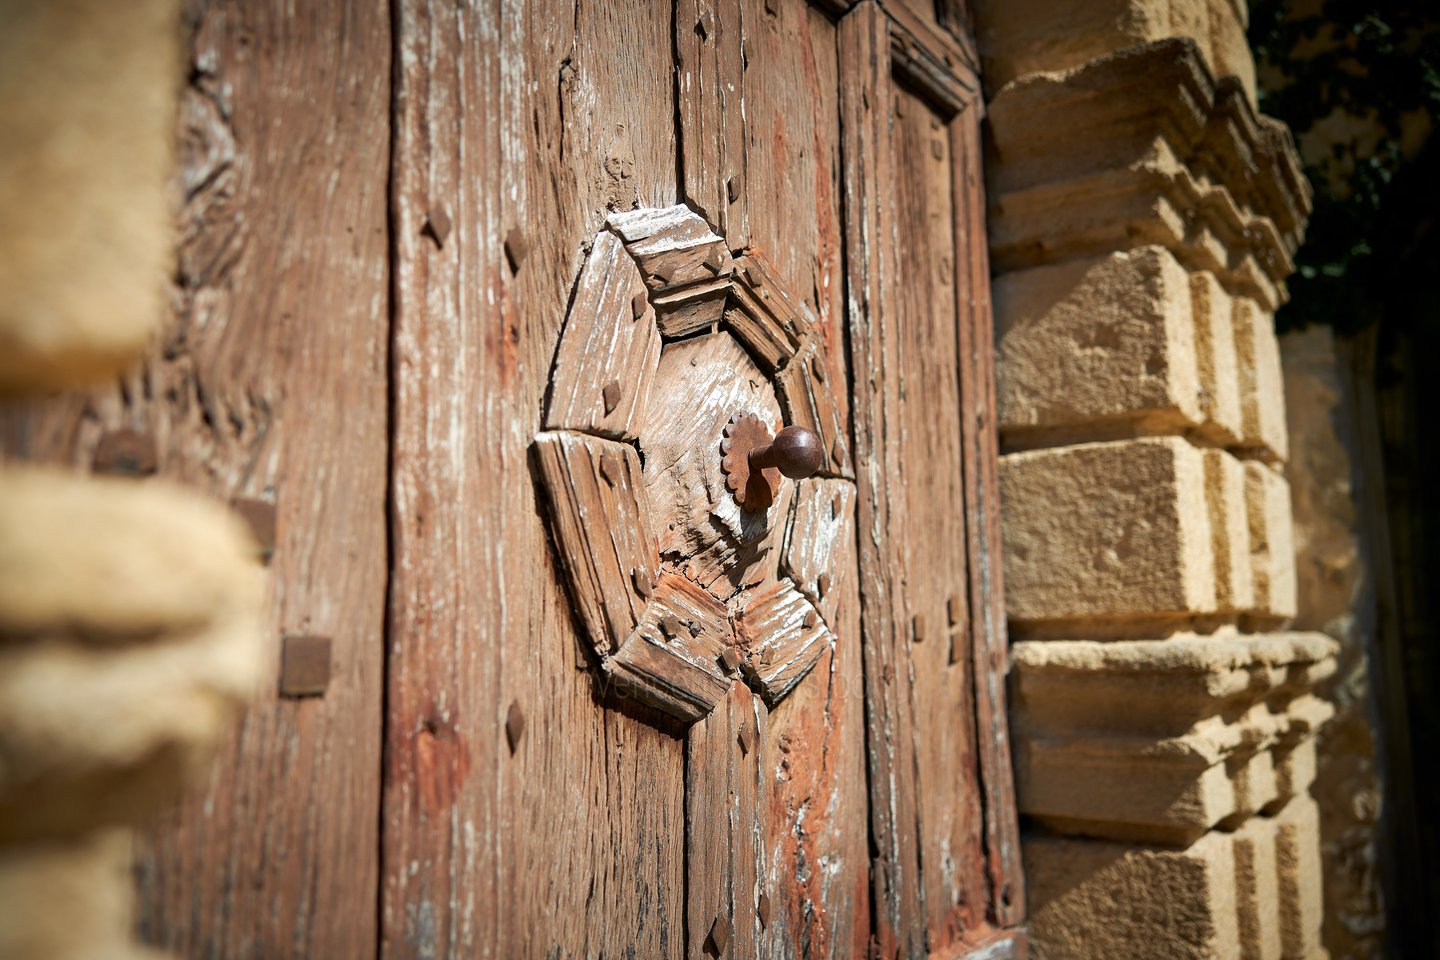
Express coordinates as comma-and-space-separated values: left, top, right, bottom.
534, 206, 859, 726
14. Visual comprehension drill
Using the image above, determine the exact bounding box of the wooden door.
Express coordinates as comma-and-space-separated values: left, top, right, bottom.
0, 0, 1022, 957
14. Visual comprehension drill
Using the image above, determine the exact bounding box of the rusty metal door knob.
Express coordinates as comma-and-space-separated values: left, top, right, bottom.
721, 413, 822, 511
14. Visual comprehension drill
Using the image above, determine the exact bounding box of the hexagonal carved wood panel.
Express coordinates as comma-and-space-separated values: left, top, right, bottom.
534, 205, 855, 724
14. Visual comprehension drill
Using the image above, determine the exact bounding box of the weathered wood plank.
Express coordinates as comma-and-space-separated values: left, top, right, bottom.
734, 10, 871, 952
881, 0, 980, 111
727, 250, 811, 375
532, 430, 657, 655
839, 6, 929, 957
893, 81, 990, 944
609, 205, 735, 338
605, 571, 734, 722
952, 104, 1026, 929
761, 476, 871, 959
543, 230, 660, 440
385, 1, 686, 957
687, 679, 767, 959
734, 578, 830, 705
776, 336, 854, 479
1, 0, 392, 954
676, 0, 748, 245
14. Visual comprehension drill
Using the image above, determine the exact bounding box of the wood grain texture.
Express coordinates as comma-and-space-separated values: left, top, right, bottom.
893, 80, 990, 945
676, 0, 748, 245
839, 7, 928, 957
609, 205, 734, 338
727, 251, 811, 375
641, 333, 787, 601
605, 571, 734, 722
1, 0, 391, 954
686, 680, 767, 958
952, 105, 1026, 929
761, 478, 871, 959
734, 578, 830, 705
532, 431, 656, 655
736, 8, 871, 953
738, 0, 850, 447
543, 230, 660, 440
384, 1, 686, 956
777, 337, 854, 479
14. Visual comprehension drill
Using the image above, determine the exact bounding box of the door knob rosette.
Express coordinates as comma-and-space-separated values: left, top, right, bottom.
533, 206, 856, 726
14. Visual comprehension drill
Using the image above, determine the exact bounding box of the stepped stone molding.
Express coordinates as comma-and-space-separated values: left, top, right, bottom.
973, 0, 1324, 956
987, 39, 1311, 314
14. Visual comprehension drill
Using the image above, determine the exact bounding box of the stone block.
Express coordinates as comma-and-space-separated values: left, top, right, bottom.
0, 469, 265, 842
1245, 462, 1298, 620
1235, 297, 1290, 462
1232, 815, 1284, 960
1273, 796, 1325, 959
1001, 437, 1217, 625
1010, 635, 1336, 843
1190, 271, 1245, 444
984, 40, 1308, 259
994, 247, 1204, 442
972, 0, 1255, 104
0, 830, 157, 960
1026, 830, 1240, 960
1205, 450, 1255, 613
0, 0, 180, 394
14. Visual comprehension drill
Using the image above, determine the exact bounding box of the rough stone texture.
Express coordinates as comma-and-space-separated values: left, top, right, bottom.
1233, 814, 1284, 960
1011, 634, 1336, 843
994, 247, 1205, 444
1206, 449, 1256, 613
973, 0, 1256, 102
1235, 297, 1290, 462
985, 41, 1309, 298
1025, 830, 1241, 960
1245, 461, 1299, 621
1274, 796, 1326, 960
1190, 270, 1245, 445
0, 469, 265, 843
0, 0, 178, 394
1001, 437, 1217, 626
0, 831, 164, 960
1281, 326, 1385, 959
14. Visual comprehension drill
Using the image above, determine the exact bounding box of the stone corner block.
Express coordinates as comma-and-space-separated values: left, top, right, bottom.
1025, 830, 1240, 960
1244, 462, 1298, 620
994, 247, 1205, 440
1001, 437, 1217, 624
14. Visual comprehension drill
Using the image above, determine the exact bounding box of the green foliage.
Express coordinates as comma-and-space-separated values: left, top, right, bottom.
1249, 0, 1440, 335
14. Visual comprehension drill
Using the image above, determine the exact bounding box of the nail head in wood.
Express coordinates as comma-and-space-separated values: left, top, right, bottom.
912, 613, 926, 643
803, 609, 818, 629
602, 379, 621, 415
92, 428, 158, 477
817, 572, 830, 597
727, 176, 739, 204
931, 140, 943, 161
599, 452, 620, 487
947, 594, 963, 627
719, 646, 741, 673
737, 721, 754, 756
422, 207, 451, 249
758, 892, 771, 927
696, 10, 714, 40
231, 498, 277, 563
278, 635, 331, 698
707, 915, 731, 955
504, 227, 528, 274
505, 700, 526, 753
631, 290, 648, 320
631, 566, 653, 599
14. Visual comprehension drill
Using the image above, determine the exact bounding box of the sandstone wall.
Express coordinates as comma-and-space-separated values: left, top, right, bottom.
1281, 327, 1386, 960
971, 2, 1330, 956
0, 3, 264, 958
